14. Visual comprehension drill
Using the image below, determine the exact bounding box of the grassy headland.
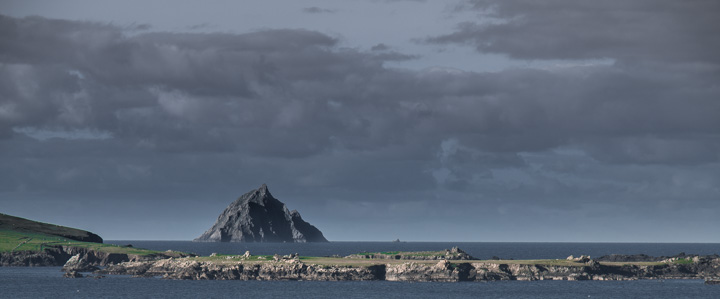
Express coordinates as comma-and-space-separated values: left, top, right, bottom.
0, 213, 102, 243
0, 213, 177, 256
0, 228, 168, 256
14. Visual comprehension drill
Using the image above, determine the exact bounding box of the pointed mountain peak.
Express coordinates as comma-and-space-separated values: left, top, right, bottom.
259, 183, 269, 194
194, 185, 329, 243
232, 184, 274, 206
249, 184, 273, 204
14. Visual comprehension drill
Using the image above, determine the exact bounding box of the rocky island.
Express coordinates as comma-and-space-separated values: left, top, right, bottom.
194, 184, 328, 243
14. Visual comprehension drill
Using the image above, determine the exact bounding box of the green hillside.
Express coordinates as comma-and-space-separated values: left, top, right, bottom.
0, 213, 179, 256
0, 228, 167, 255
0, 213, 103, 243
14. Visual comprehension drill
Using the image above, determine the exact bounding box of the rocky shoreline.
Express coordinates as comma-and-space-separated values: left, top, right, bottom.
97, 259, 720, 282
0, 245, 189, 267
94, 256, 720, 282
75, 250, 720, 282
5, 247, 720, 282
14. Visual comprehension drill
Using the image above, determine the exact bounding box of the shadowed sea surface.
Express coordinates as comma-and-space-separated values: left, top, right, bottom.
2, 242, 719, 298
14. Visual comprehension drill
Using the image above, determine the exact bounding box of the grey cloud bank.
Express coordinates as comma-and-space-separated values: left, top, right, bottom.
438, 0, 720, 62
0, 0, 719, 242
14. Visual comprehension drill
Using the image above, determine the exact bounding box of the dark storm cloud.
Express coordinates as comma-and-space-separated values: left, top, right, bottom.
2, 12, 719, 163
421, 0, 720, 165
432, 0, 720, 64
0, 14, 391, 155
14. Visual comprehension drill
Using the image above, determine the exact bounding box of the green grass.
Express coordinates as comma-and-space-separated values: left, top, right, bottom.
471, 259, 587, 266
0, 213, 101, 242
299, 256, 413, 267
0, 229, 177, 256
0, 229, 71, 252
673, 258, 694, 265
354, 250, 455, 257
357, 251, 400, 255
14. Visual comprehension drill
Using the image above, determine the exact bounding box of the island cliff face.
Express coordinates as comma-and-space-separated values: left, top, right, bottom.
194, 184, 328, 243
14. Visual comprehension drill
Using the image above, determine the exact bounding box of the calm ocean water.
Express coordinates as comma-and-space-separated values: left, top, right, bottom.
2, 242, 720, 298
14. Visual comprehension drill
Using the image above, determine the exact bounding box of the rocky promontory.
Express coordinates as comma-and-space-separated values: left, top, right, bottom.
95, 249, 720, 282
194, 184, 328, 243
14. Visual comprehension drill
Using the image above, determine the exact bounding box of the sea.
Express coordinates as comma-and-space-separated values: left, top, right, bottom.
2, 242, 720, 299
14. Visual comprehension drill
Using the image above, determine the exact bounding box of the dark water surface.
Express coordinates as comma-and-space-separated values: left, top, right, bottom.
2, 242, 720, 298
1, 267, 719, 299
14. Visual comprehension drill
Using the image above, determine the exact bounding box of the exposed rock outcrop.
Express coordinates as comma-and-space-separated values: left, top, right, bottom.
566, 255, 592, 263
101, 259, 385, 281
194, 184, 328, 243
385, 260, 472, 282
63, 271, 84, 278
62, 254, 99, 272
0, 249, 61, 267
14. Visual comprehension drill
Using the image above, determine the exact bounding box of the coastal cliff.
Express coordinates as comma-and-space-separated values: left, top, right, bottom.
1, 245, 190, 267
194, 184, 328, 243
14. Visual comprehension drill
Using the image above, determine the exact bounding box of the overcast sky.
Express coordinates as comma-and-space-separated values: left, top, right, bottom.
1, 0, 719, 242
